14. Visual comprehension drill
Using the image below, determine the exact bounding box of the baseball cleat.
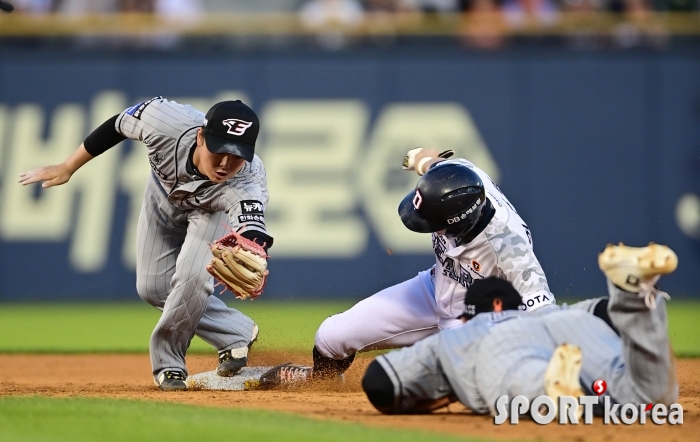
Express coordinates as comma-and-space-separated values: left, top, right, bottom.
258, 363, 313, 389
156, 370, 187, 391
598, 243, 677, 308
544, 343, 584, 421
217, 324, 259, 377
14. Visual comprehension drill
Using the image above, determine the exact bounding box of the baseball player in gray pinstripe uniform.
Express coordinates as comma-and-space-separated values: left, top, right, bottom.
361, 243, 679, 418
19, 97, 272, 391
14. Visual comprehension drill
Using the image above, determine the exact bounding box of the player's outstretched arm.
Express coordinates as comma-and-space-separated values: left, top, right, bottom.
401, 147, 454, 175
19, 113, 127, 189
18, 143, 94, 188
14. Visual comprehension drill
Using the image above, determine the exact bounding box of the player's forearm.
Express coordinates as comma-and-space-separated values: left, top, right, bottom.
419, 158, 445, 175
63, 143, 95, 175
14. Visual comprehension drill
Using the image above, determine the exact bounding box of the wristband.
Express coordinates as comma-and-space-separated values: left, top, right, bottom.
416, 157, 433, 176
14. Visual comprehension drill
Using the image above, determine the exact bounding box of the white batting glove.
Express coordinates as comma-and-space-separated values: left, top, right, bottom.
402, 148, 455, 175
401, 148, 424, 172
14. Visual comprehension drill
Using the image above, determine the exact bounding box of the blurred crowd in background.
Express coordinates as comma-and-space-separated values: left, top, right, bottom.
10, 0, 700, 15
5, 0, 700, 50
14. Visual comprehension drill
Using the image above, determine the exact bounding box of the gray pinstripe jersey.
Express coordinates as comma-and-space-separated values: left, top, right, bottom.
116, 97, 270, 236
381, 287, 677, 415
437, 310, 526, 412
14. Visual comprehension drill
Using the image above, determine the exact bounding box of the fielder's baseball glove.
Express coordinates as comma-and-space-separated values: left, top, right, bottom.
206, 229, 269, 300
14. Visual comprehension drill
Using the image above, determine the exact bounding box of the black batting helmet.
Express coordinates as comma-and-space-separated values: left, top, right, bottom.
398, 162, 486, 237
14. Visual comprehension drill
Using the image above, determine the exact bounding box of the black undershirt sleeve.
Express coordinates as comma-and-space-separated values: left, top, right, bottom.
83, 114, 127, 157
240, 230, 274, 251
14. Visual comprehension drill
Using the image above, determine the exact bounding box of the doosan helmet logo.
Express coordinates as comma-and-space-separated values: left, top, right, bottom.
222, 119, 253, 136
413, 190, 423, 210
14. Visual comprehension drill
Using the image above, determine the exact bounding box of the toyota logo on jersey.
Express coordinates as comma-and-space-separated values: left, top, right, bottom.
222, 119, 253, 136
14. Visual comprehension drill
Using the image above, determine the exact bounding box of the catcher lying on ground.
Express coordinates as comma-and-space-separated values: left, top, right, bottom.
361, 243, 678, 418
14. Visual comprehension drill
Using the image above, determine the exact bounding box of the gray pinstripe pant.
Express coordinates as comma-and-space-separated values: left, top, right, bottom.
380, 281, 678, 413
136, 174, 256, 378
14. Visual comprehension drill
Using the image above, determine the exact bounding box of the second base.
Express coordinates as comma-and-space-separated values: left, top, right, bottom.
186, 366, 273, 391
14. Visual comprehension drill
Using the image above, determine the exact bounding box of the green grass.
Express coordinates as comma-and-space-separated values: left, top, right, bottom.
667, 300, 700, 357
0, 299, 698, 356
0, 301, 355, 353
0, 397, 472, 442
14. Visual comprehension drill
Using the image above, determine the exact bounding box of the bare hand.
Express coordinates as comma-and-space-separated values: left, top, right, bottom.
18, 163, 73, 188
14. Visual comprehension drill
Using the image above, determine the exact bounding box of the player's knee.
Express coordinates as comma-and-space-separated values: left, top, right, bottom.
315, 315, 352, 359
362, 360, 399, 414
135, 277, 166, 307
592, 298, 619, 335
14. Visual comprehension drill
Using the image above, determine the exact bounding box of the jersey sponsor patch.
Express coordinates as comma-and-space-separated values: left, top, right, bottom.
238, 214, 265, 226
239, 200, 265, 227
125, 96, 163, 120
240, 200, 264, 214
471, 259, 481, 272
519, 293, 552, 311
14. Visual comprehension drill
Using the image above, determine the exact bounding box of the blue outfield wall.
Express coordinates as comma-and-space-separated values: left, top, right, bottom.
0, 48, 698, 301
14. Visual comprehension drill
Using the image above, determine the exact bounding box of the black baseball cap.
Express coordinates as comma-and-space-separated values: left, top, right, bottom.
202, 100, 259, 162
458, 277, 522, 320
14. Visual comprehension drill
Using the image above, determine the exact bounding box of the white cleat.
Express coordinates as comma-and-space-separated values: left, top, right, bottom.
544, 343, 584, 422
598, 243, 677, 308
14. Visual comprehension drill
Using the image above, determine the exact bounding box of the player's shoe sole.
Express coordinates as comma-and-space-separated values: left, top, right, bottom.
258, 362, 313, 389
544, 343, 584, 422
598, 243, 678, 293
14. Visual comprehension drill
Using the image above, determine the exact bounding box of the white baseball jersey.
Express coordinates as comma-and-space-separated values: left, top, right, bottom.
431, 159, 553, 321
314, 157, 554, 361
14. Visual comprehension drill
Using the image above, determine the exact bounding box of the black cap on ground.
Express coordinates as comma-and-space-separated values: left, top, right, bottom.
458, 277, 522, 320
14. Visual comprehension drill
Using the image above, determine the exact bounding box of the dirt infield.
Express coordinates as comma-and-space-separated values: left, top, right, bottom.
0, 352, 697, 441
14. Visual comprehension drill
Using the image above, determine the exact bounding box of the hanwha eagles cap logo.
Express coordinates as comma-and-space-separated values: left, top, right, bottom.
202, 100, 260, 162
222, 119, 253, 136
